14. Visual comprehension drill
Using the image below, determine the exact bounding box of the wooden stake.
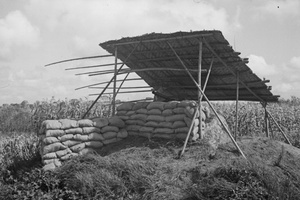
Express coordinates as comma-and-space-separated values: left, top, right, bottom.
235, 71, 239, 140
112, 46, 118, 116
198, 41, 203, 139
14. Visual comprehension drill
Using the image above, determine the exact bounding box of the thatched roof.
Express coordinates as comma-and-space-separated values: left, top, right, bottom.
100, 30, 279, 102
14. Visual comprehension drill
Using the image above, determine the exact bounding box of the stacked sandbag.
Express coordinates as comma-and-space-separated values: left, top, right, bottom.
39, 117, 127, 171
116, 100, 209, 141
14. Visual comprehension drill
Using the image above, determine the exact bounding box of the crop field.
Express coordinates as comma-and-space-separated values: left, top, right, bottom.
0, 97, 299, 199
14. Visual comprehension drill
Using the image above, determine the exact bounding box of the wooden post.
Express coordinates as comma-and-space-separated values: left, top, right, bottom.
235, 71, 239, 140
198, 41, 203, 139
112, 46, 118, 116
263, 103, 269, 137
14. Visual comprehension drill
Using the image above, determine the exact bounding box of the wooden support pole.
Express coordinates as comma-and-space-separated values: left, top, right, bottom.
198, 41, 203, 139
112, 46, 118, 116
167, 41, 247, 159
235, 71, 239, 140
264, 104, 269, 137
266, 110, 292, 145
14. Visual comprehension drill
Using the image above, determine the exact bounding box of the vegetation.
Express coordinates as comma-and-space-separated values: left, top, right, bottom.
0, 96, 299, 199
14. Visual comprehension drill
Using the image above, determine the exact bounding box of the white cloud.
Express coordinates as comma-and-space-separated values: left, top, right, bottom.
248, 54, 278, 78
0, 10, 40, 59
290, 56, 300, 69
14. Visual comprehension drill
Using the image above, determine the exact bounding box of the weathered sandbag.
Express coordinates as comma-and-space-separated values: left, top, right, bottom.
62, 140, 81, 147
139, 132, 152, 138
85, 141, 103, 148
140, 126, 154, 133
101, 126, 119, 133
79, 148, 97, 155
60, 134, 74, 142
162, 109, 173, 116
164, 101, 179, 109
82, 127, 101, 134
158, 122, 173, 128
109, 116, 125, 128
43, 137, 59, 145
70, 143, 86, 153
173, 107, 186, 114
116, 110, 127, 116
56, 148, 72, 158
92, 118, 109, 128
152, 134, 173, 139
192, 133, 199, 141
130, 114, 148, 121
144, 121, 159, 128
45, 130, 65, 137
118, 115, 129, 120
59, 119, 78, 130
166, 114, 186, 122
184, 116, 205, 128
125, 119, 144, 126
61, 153, 78, 161
153, 128, 174, 134
136, 108, 148, 114
147, 109, 162, 115
184, 106, 196, 118
73, 134, 89, 141
78, 119, 94, 127
203, 106, 210, 118
132, 102, 149, 110
175, 127, 189, 134
43, 163, 56, 171
146, 115, 165, 122
102, 131, 117, 140
192, 126, 199, 135
42, 152, 57, 160
147, 102, 165, 110
65, 127, 83, 135
126, 110, 136, 116
177, 100, 196, 108
172, 121, 187, 129
117, 102, 135, 111
42, 120, 62, 130
126, 125, 141, 132
43, 158, 55, 165
43, 142, 67, 154
128, 131, 139, 136
117, 129, 128, 138
88, 132, 105, 141
102, 137, 122, 145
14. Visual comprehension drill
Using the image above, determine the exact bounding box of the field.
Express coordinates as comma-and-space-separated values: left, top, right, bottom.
0, 97, 300, 199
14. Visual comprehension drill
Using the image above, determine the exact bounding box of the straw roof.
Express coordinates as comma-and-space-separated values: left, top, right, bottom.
100, 30, 279, 102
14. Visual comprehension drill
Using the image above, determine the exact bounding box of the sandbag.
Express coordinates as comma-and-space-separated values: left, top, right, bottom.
126, 111, 136, 116
130, 114, 148, 121
153, 128, 174, 134
146, 115, 165, 122
152, 134, 173, 139
43, 158, 55, 165
136, 108, 148, 114
62, 140, 81, 147
147, 109, 162, 115
172, 121, 187, 129
85, 141, 103, 148
116, 110, 127, 116
166, 114, 186, 122
125, 119, 144, 126
109, 116, 125, 128
147, 102, 165, 110
65, 127, 83, 135
78, 119, 94, 127
45, 130, 65, 137
73, 134, 89, 141
102, 131, 117, 140
144, 121, 159, 128
177, 100, 196, 108
126, 125, 141, 132
82, 127, 101, 134
184, 117, 205, 128
88, 132, 105, 141
117, 102, 135, 111
175, 127, 189, 134
162, 109, 173, 116
59, 119, 78, 130
42, 120, 62, 130
56, 148, 72, 158
60, 134, 74, 142
173, 107, 186, 114
79, 148, 97, 155
43, 137, 59, 145
61, 153, 78, 161
139, 132, 152, 138
128, 131, 139, 136
132, 102, 149, 110
118, 115, 129, 120
164, 101, 179, 109
43, 142, 67, 154
140, 126, 154, 133
42, 152, 57, 160
102, 137, 121, 145
92, 118, 109, 128
117, 129, 128, 138
70, 143, 86, 153
184, 106, 196, 118
43, 163, 56, 171
102, 126, 119, 133
158, 122, 173, 128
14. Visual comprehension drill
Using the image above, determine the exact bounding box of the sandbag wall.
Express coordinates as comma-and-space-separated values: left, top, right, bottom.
39, 117, 127, 171
116, 100, 208, 140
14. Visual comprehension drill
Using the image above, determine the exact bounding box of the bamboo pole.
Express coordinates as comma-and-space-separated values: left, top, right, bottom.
167, 41, 247, 159
76, 78, 143, 90
65, 62, 128, 71
89, 89, 152, 95
45, 55, 113, 67
112, 46, 118, 116
235, 71, 239, 140
198, 41, 203, 139
266, 110, 292, 145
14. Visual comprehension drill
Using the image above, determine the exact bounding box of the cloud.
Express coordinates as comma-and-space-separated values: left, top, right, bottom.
248, 54, 278, 78
290, 56, 300, 69
0, 10, 40, 59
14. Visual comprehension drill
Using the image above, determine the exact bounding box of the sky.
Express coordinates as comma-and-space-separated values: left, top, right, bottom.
0, 0, 299, 105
